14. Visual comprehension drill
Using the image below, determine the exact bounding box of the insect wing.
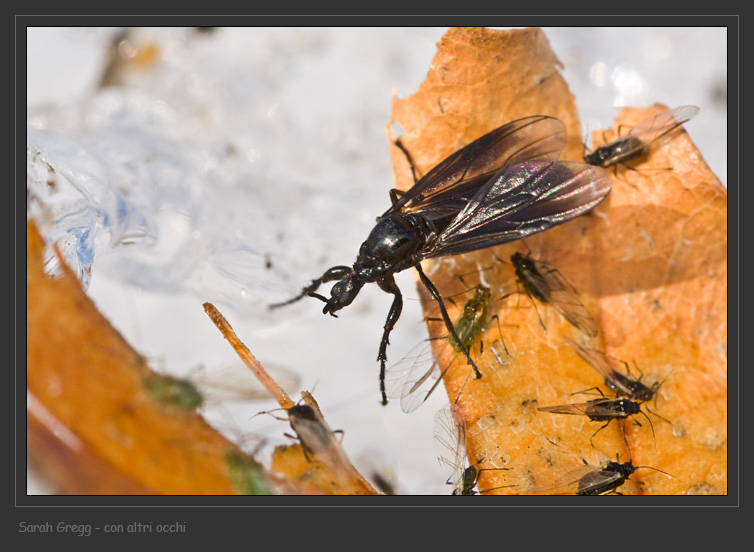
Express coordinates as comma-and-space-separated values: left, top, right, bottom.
385, 116, 567, 218
522, 259, 598, 337
538, 399, 628, 418
198, 361, 301, 404
385, 339, 454, 413
288, 406, 349, 469
575, 467, 627, 495
605, 105, 700, 162
433, 404, 468, 494
427, 160, 611, 258
629, 105, 700, 142
566, 339, 636, 397
526, 461, 601, 495
537, 402, 597, 416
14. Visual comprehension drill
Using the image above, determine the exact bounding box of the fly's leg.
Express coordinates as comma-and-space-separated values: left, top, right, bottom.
269, 265, 352, 309
388, 188, 406, 205
376, 275, 403, 406
415, 263, 482, 379
393, 137, 419, 185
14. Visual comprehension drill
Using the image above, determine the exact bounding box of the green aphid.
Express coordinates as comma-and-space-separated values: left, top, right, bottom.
144, 374, 205, 411
387, 285, 508, 413
449, 287, 491, 353
225, 449, 272, 495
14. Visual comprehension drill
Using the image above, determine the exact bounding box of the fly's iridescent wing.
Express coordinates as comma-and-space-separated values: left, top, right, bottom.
424, 160, 611, 258
433, 403, 468, 494
586, 105, 700, 167
384, 116, 567, 219
512, 253, 599, 337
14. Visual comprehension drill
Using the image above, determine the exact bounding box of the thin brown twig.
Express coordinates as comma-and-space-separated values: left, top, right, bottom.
203, 302, 295, 410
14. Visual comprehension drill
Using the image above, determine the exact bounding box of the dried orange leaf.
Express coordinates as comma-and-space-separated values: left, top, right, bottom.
27, 220, 270, 495
388, 27, 726, 495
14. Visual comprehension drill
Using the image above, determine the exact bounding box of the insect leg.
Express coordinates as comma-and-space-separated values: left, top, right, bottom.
388, 188, 406, 205
376, 275, 403, 406
517, 279, 547, 333
569, 386, 605, 397
269, 265, 353, 308
489, 314, 510, 357
393, 137, 419, 184
589, 420, 612, 448
415, 263, 482, 379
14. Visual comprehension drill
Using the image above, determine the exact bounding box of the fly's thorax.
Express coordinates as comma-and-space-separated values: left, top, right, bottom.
354, 213, 429, 278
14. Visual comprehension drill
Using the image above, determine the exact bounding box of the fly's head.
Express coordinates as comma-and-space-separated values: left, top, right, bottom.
322, 273, 364, 317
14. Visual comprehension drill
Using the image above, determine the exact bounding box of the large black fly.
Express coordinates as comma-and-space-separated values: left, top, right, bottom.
270, 115, 611, 404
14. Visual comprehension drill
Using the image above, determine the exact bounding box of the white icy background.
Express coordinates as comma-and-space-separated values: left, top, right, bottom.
26, 27, 727, 496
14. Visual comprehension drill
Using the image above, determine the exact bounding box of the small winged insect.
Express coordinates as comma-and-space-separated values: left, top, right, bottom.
257, 400, 345, 464
510, 251, 598, 337
433, 404, 512, 495
271, 116, 611, 404
537, 392, 655, 449
270, 395, 372, 488
285, 403, 344, 462
584, 105, 700, 169
566, 338, 661, 402
386, 284, 508, 412
528, 454, 671, 495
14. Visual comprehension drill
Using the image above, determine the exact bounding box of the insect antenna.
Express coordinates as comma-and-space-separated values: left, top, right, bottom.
633, 463, 675, 479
